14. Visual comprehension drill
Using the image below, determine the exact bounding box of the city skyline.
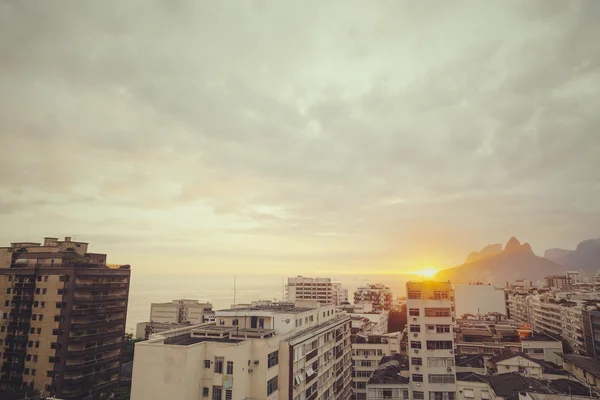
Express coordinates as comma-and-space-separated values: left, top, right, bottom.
1, 1, 599, 275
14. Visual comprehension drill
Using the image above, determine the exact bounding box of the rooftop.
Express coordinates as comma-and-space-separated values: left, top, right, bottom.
367, 354, 410, 385
560, 354, 600, 378
164, 335, 239, 346
456, 372, 489, 383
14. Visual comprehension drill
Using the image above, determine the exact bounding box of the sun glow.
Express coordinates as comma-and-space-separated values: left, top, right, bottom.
411, 267, 439, 277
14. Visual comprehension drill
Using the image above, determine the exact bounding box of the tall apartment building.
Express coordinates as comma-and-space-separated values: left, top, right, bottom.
506, 291, 534, 323
583, 309, 600, 360
353, 284, 393, 313
131, 300, 353, 400
286, 276, 348, 306
545, 275, 571, 289
135, 299, 214, 339
406, 281, 457, 400
0, 237, 130, 399
352, 333, 402, 400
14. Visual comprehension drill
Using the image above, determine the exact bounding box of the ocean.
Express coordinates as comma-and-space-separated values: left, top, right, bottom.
125, 273, 412, 334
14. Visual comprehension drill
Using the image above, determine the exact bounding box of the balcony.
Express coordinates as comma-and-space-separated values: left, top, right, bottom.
70, 329, 123, 343
64, 354, 121, 371
71, 306, 126, 316
71, 318, 125, 330
67, 342, 122, 356
336, 333, 344, 342
63, 365, 120, 383
306, 391, 318, 400
306, 348, 318, 361
73, 294, 128, 303
74, 283, 128, 291
61, 376, 119, 398
5, 334, 27, 344
336, 350, 343, 360
13, 282, 35, 291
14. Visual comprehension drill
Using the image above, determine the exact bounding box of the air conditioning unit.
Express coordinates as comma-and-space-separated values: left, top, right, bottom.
447, 367, 453, 372
413, 333, 418, 338
413, 318, 418, 321
449, 349, 454, 353
415, 366, 420, 370
254, 360, 260, 365
248, 368, 253, 373
414, 349, 419, 354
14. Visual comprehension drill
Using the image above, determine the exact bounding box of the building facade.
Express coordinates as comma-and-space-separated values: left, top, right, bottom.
453, 284, 506, 318
0, 237, 130, 399
136, 299, 214, 339
365, 355, 410, 400
352, 333, 402, 400
287, 276, 348, 306
131, 301, 353, 400
406, 281, 457, 400
545, 275, 572, 289
353, 284, 393, 313
583, 309, 600, 361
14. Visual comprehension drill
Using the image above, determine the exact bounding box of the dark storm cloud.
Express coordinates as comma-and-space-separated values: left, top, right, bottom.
0, 0, 598, 271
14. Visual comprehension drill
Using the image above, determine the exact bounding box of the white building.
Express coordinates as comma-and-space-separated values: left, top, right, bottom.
130, 301, 353, 400
286, 276, 348, 306
454, 284, 506, 318
135, 299, 214, 339
354, 284, 393, 312
352, 333, 403, 400
406, 281, 457, 400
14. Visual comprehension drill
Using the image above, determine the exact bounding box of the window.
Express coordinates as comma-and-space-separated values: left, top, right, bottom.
44, 276, 48, 282
6, 288, 10, 294
42, 288, 46, 294
4, 300, 8, 307
225, 389, 232, 400
410, 341, 422, 349
40, 301, 45, 308
433, 291, 449, 300
34, 301, 39, 307
232, 319, 238, 326
214, 357, 223, 373
414, 392, 424, 400
267, 376, 278, 396
26, 355, 31, 361
37, 277, 41, 282
31, 369, 36, 376
424, 308, 451, 317
212, 386, 222, 400
57, 289, 64, 295
268, 351, 278, 368
409, 308, 420, 316
204, 360, 210, 368
435, 325, 451, 333
426, 341, 453, 350
410, 325, 421, 332
31, 314, 37, 321
430, 392, 456, 400
202, 387, 209, 397
28, 341, 33, 348
427, 357, 454, 367
24, 368, 29, 375
411, 357, 423, 366
38, 314, 43, 321
47, 371, 54, 377
35, 341, 39, 348
428, 374, 455, 384
408, 290, 421, 299
33, 355, 38, 362
37, 328, 41, 334
481, 390, 490, 399
383, 390, 393, 398
412, 374, 423, 382
360, 360, 372, 367
226, 361, 233, 375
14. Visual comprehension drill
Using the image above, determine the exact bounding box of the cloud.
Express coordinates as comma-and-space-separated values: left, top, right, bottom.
0, 0, 598, 273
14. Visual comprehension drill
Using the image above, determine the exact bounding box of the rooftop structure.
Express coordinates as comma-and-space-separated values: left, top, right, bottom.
286, 276, 348, 306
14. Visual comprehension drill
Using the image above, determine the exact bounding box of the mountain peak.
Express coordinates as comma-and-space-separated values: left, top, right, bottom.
505, 237, 522, 252
521, 242, 533, 254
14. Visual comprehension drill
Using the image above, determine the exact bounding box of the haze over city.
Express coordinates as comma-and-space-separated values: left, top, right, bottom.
1, 1, 599, 276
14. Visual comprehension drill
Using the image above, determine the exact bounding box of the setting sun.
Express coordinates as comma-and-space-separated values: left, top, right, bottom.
408, 266, 439, 277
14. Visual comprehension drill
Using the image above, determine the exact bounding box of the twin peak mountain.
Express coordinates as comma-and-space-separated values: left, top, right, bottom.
465, 237, 533, 264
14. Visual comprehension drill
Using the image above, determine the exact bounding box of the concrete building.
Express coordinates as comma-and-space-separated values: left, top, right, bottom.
286, 276, 348, 306
130, 300, 353, 400
365, 354, 410, 400
545, 275, 572, 289
136, 299, 214, 339
406, 281, 457, 400
583, 309, 600, 360
352, 333, 402, 400
354, 284, 393, 313
559, 354, 600, 391
454, 284, 506, 319
0, 237, 131, 399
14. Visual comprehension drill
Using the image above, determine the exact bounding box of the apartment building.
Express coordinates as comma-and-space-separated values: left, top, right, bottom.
135, 299, 214, 339
287, 276, 348, 306
130, 300, 353, 400
365, 354, 410, 400
583, 309, 600, 360
453, 284, 506, 318
507, 292, 535, 323
406, 281, 457, 400
352, 333, 402, 400
545, 275, 572, 289
0, 237, 130, 399
353, 284, 393, 313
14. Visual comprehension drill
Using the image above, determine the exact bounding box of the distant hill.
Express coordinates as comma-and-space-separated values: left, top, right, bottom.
543, 238, 600, 272
435, 237, 566, 285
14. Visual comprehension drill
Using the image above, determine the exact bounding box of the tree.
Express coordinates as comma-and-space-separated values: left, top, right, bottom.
0, 387, 42, 400
124, 333, 144, 363
387, 303, 407, 333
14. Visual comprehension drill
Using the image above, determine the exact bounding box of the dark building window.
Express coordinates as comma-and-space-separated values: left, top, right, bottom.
412, 374, 423, 382
268, 351, 278, 368
202, 387, 209, 397
214, 357, 223, 373
267, 376, 278, 396
212, 386, 222, 400
226, 361, 233, 375
204, 360, 210, 368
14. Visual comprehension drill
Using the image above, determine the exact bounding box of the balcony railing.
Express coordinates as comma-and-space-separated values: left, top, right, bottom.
71, 306, 126, 316
71, 318, 125, 330
67, 342, 122, 356
305, 348, 318, 361
61, 378, 119, 399
74, 283, 128, 291
64, 354, 121, 371
63, 365, 120, 383
70, 330, 123, 343
73, 294, 128, 303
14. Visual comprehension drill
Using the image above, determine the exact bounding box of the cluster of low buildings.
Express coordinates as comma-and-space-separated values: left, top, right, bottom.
2, 235, 600, 400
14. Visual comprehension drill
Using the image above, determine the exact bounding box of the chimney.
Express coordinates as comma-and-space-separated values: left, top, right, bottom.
64, 236, 72, 242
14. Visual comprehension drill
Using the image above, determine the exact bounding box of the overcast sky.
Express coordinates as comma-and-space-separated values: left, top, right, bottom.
0, 1, 598, 275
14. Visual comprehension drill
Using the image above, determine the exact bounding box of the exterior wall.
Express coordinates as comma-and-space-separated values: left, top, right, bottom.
354, 284, 393, 312
495, 357, 543, 377
286, 276, 346, 305
366, 383, 410, 400
561, 360, 600, 390
150, 303, 179, 324
456, 379, 493, 400
521, 340, 563, 365
406, 281, 457, 400
352, 337, 399, 400
454, 284, 506, 318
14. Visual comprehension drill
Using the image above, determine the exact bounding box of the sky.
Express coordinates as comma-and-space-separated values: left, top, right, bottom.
0, 1, 599, 275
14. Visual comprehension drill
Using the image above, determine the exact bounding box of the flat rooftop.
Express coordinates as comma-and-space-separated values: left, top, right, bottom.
164, 335, 239, 346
